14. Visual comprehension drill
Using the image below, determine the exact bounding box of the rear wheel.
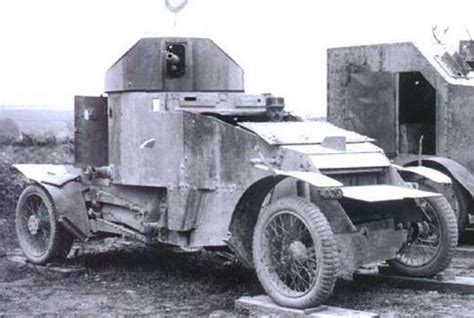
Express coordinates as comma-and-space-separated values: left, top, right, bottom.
15, 185, 73, 264
252, 197, 338, 308
388, 196, 457, 276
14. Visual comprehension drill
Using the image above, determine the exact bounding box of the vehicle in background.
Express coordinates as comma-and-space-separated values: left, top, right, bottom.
327, 40, 474, 234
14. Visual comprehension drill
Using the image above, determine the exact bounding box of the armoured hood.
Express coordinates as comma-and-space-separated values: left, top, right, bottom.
239, 121, 373, 145
240, 121, 391, 170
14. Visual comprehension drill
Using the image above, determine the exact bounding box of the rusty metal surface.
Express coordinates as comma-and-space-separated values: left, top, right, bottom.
74, 96, 108, 167
105, 38, 244, 93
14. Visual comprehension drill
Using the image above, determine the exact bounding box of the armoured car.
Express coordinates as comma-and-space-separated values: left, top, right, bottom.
327, 40, 474, 234
14, 37, 457, 308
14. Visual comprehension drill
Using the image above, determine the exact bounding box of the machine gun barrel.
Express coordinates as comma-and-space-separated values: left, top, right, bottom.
165, 51, 181, 64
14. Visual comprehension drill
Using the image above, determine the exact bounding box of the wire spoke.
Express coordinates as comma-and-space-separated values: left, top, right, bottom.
19, 194, 52, 257
396, 199, 441, 267
263, 211, 318, 296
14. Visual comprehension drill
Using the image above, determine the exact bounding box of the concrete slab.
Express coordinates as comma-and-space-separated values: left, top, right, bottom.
456, 245, 474, 258
354, 271, 474, 294
236, 295, 379, 317
376, 266, 456, 281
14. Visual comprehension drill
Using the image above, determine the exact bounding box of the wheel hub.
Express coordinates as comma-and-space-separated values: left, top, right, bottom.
27, 215, 40, 235
288, 241, 308, 261
415, 221, 432, 237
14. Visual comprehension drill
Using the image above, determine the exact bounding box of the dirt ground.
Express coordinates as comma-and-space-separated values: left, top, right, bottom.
2, 239, 474, 317
2, 145, 474, 316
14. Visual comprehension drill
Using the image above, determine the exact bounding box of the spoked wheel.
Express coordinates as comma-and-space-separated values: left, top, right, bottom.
253, 197, 338, 309
388, 196, 457, 277
15, 185, 73, 264
419, 180, 469, 236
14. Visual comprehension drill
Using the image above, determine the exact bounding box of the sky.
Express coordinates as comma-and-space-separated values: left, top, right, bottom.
0, 0, 474, 116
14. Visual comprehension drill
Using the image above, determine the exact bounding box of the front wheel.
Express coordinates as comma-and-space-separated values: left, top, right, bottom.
388, 196, 457, 277
15, 185, 74, 264
252, 197, 338, 309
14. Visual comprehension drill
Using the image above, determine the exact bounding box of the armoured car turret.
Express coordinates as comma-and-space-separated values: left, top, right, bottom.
14, 37, 457, 309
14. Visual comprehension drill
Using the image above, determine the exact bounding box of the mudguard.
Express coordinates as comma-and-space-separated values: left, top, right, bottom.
13, 164, 90, 238
394, 164, 452, 185
257, 166, 440, 202
13, 164, 82, 187
404, 157, 474, 199
270, 168, 343, 188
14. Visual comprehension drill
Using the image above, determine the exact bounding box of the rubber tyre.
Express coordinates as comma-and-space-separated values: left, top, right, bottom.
418, 181, 468, 239
15, 185, 74, 264
252, 197, 338, 308
451, 181, 469, 235
388, 196, 457, 277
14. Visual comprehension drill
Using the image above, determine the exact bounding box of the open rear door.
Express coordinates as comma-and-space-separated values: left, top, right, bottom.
74, 96, 108, 167
345, 72, 397, 155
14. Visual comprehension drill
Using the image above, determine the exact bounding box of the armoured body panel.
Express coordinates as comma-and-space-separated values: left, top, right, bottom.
12, 37, 457, 308
105, 38, 244, 93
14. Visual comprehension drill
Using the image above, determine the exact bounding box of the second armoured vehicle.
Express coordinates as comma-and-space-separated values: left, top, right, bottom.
14, 37, 457, 308
327, 40, 474, 234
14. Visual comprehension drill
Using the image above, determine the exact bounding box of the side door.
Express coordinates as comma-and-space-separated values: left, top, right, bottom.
74, 96, 108, 167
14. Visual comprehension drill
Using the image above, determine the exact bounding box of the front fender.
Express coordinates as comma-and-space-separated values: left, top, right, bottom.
395, 164, 452, 185
253, 165, 343, 188
404, 157, 474, 199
